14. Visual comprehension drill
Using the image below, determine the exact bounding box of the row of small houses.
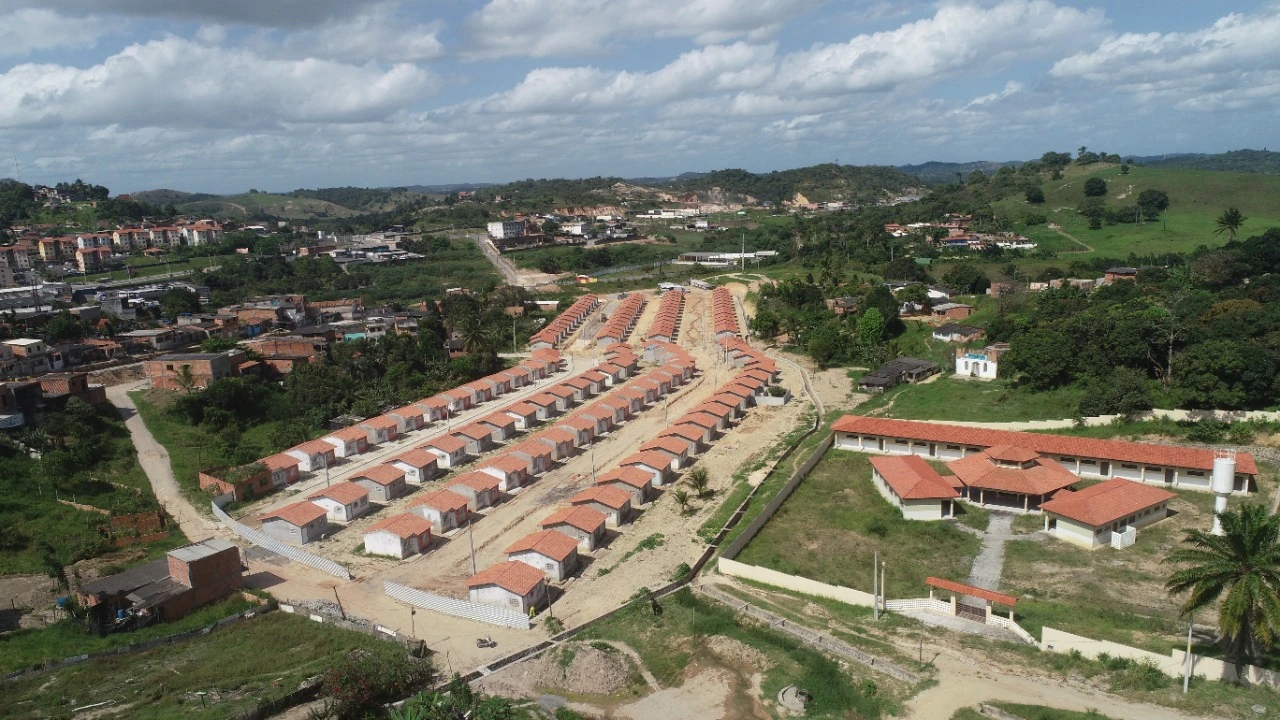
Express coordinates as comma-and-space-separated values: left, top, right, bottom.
467, 347, 784, 615
645, 288, 685, 343
254, 343, 683, 556
199, 348, 569, 504
711, 286, 740, 339
529, 295, 601, 350
595, 294, 647, 347
363, 342, 694, 565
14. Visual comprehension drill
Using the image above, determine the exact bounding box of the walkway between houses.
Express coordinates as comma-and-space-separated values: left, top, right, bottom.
966, 512, 1014, 593
107, 382, 219, 543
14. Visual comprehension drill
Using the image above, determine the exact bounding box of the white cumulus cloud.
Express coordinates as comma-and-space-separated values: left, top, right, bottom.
0, 8, 116, 57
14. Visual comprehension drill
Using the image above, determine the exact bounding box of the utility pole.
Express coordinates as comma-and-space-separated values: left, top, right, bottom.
590, 443, 597, 482
1183, 615, 1194, 693
468, 516, 477, 575
872, 550, 879, 621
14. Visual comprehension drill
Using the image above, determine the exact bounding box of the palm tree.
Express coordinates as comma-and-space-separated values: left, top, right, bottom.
1164, 503, 1280, 668
1214, 207, 1247, 240
672, 489, 692, 515
685, 467, 711, 499
454, 315, 497, 357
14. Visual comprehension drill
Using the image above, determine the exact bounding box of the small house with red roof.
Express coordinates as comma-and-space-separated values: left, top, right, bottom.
388, 405, 428, 433
308, 482, 372, 522
422, 435, 469, 468
386, 449, 439, 484
477, 454, 532, 491
506, 530, 580, 581
544, 384, 579, 410
358, 415, 401, 445
532, 428, 575, 460
502, 402, 540, 430
351, 464, 409, 503
287, 440, 336, 473
540, 506, 607, 550
640, 437, 691, 470
524, 394, 560, 420
479, 412, 518, 442
452, 423, 497, 455
507, 440, 554, 475
660, 425, 705, 454
595, 467, 654, 505
869, 455, 962, 520
569, 485, 633, 526
363, 514, 433, 558
261, 453, 302, 488
1040, 479, 1175, 549
415, 396, 450, 422
324, 426, 369, 458
446, 471, 502, 510
407, 489, 469, 532
467, 561, 548, 613
621, 451, 678, 486
261, 501, 328, 545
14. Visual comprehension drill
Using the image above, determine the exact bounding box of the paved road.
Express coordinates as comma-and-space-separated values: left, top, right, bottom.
106, 381, 219, 543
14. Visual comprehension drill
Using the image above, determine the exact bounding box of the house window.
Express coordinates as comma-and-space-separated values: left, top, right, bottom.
1188, 470, 1205, 477
1121, 464, 1137, 469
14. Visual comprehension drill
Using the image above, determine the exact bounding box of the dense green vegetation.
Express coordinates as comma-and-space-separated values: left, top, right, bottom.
200, 236, 500, 306
666, 163, 920, 203
288, 186, 423, 212
1139, 149, 1280, 175
0, 400, 178, 577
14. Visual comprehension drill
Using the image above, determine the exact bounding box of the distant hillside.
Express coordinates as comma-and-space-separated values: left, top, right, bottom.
663, 163, 921, 204
175, 192, 363, 220
288, 186, 426, 212
400, 183, 496, 194
896, 160, 1021, 185
128, 189, 220, 205
1133, 149, 1280, 175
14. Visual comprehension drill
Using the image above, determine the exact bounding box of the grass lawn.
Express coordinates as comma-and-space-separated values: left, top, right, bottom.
999, 483, 1278, 654
580, 588, 897, 719
735, 450, 980, 598
79, 254, 233, 283
951, 704, 1117, 720
0, 609, 394, 720
855, 375, 1085, 423
992, 164, 1280, 259
0, 595, 255, 674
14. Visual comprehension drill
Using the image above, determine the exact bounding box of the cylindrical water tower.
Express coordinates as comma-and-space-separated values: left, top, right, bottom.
1211, 450, 1236, 536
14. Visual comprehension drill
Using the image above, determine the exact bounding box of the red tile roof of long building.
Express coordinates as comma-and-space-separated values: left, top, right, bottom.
831, 415, 1258, 475
870, 455, 961, 500
1039, 479, 1176, 527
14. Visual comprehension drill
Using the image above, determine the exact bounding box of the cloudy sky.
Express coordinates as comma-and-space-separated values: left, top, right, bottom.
1, 0, 1276, 193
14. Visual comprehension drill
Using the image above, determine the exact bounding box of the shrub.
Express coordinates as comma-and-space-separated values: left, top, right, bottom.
672, 562, 692, 582
1186, 419, 1228, 443
321, 648, 434, 718
767, 385, 788, 397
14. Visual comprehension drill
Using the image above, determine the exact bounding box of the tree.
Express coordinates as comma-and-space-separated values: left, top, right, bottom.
201, 337, 239, 353
685, 466, 711, 498
45, 312, 85, 342
1083, 177, 1108, 197
1165, 503, 1280, 669
1007, 328, 1073, 390
159, 287, 201, 320
1215, 207, 1247, 240
1136, 189, 1169, 219
672, 489, 692, 515
856, 307, 885, 346
942, 263, 990, 295
1174, 339, 1274, 409
540, 219, 560, 234
1025, 186, 1045, 204
173, 365, 197, 395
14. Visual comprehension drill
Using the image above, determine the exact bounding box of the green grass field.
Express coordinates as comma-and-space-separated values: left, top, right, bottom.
735, 450, 980, 597
854, 375, 1085, 423
994, 164, 1280, 259
951, 704, 1116, 720
79, 253, 232, 283
0, 609, 393, 720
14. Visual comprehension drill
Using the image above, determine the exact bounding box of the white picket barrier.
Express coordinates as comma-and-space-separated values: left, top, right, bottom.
211, 502, 353, 580
384, 581, 530, 630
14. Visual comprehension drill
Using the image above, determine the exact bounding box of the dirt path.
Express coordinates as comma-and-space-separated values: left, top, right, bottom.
905, 649, 1210, 720
106, 382, 219, 543
1053, 227, 1094, 253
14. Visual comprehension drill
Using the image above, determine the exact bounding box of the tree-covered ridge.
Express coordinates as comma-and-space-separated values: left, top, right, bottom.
127, 188, 221, 205
1137, 149, 1280, 175
289, 186, 425, 211
664, 163, 921, 203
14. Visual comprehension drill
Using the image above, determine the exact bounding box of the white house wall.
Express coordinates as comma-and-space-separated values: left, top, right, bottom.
510, 550, 570, 581
365, 531, 411, 558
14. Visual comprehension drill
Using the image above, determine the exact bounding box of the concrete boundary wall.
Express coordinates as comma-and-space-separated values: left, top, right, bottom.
718, 557, 875, 607
1041, 626, 1280, 688
384, 582, 531, 630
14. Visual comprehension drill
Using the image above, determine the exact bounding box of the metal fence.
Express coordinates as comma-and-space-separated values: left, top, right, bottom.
211, 502, 353, 580
383, 582, 530, 630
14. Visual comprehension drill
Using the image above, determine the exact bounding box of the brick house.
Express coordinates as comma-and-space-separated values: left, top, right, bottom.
145, 351, 239, 391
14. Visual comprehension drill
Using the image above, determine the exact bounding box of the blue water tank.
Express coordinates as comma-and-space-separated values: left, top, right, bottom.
55, 596, 69, 608
117, 610, 127, 620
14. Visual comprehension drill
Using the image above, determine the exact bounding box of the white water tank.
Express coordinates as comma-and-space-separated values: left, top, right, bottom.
1211, 452, 1235, 535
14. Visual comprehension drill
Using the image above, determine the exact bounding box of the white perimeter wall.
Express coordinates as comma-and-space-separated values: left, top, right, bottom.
718, 558, 874, 607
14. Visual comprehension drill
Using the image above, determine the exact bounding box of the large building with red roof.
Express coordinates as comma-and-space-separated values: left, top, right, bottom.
833, 415, 1257, 495
1039, 479, 1176, 549
869, 455, 962, 520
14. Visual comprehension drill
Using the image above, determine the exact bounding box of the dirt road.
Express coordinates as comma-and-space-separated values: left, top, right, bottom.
106, 382, 218, 543
905, 649, 1210, 720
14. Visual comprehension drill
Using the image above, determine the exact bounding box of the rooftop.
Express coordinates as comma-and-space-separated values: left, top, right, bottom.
167, 538, 238, 564
870, 455, 961, 500
1040, 479, 1176, 527
467, 560, 545, 595
263, 501, 327, 527
365, 513, 433, 539
569, 485, 632, 510
408, 488, 469, 512
353, 464, 406, 485
308, 481, 369, 505
597, 466, 654, 490
540, 505, 607, 533
505, 529, 579, 561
